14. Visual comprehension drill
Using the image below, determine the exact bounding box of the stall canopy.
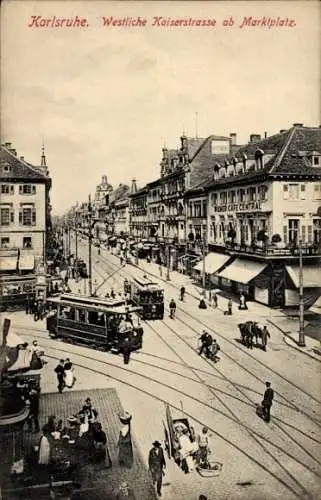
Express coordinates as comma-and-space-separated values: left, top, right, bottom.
0, 256, 18, 272
193, 252, 230, 275
7, 349, 33, 372
285, 265, 321, 288
18, 253, 35, 271
218, 258, 267, 284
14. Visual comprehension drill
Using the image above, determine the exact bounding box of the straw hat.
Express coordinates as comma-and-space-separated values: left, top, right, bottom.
119, 411, 132, 424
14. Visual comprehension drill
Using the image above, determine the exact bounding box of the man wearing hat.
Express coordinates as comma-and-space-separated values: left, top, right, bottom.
262, 382, 274, 422
148, 440, 166, 497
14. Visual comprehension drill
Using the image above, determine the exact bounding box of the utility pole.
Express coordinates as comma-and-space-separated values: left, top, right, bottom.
88, 194, 93, 296
298, 239, 305, 346
202, 235, 207, 296
75, 213, 78, 280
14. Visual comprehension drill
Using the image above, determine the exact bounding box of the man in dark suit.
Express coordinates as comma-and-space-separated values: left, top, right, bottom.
54, 359, 65, 393
148, 440, 166, 497
262, 381, 274, 422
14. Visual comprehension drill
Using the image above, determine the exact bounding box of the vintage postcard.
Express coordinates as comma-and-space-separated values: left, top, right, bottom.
1, 1, 321, 499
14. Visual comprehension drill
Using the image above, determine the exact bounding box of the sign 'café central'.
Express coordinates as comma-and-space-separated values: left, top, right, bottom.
213, 201, 262, 213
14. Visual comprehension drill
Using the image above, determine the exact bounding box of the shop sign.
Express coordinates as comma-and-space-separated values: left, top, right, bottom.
213, 201, 261, 213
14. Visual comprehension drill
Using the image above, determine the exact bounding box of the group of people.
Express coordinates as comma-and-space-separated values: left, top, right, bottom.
198, 331, 221, 362
54, 358, 76, 393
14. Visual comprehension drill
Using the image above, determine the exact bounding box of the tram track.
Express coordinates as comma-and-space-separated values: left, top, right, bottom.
14, 245, 320, 497
93, 249, 321, 415
16, 330, 321, 499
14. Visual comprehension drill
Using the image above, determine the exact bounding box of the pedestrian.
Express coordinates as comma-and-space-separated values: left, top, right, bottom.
261, 326, 270, 351
118, 412, 133, 468
148, 440, 166, 497
239, 293, 248, 310
169, 299, 176, 319
54, 359, 65, 393
121, 335, 132, 365
27, 388, 40, 432
213, 292, 218, 308
63, 358, 75, 388
180, 286, 186, 302
199, 297, 207, 309
197, 427, 209, 466
262, 381, 274, 423
224, 298, 232, 315
198, 331, 213, 358
38, 425, 51, 467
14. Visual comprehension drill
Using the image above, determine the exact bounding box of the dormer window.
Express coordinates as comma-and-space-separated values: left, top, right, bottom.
255, 149, 264, 170
308, 151, 321, 167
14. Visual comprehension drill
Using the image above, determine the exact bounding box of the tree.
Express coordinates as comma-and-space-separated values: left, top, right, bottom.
271, 234, 282, 244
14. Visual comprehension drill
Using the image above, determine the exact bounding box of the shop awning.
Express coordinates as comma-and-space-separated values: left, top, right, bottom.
7, 349, 33, 372
18, 253, 35, 271
286, 265, 321, 288
194, 252, 230, 275
0, 256, 18, 272
217, 258, 267, 284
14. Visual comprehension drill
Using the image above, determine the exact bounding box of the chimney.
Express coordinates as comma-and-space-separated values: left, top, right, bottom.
5, 142, 12, 149
250, 134, 261, 143
229, 133, 237, 146
20, 156, 24, 161
293, 123, 303, 127
264, 131, 268, 139
131, 178, 137, 194
280, 129, 286, 133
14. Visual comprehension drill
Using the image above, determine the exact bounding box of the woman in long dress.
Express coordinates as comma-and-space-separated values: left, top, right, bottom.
63, 358, 75, 388
118, 412, 133, 468
38, 427, 51, 466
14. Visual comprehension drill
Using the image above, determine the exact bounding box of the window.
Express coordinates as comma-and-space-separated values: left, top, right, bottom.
1, 237, 10, 248
19, 184, 36, 195
23, 237, 32, 249
301, 225, 306, 243
314, 183, 321, 200
289, 184, 299, 201
300, 184, 306, 199
194, 226, 201, 240
240, 189, 246, 202
194, 202, 202, 218
258, 185, 267, 201
313, 156, 320, 166
0, 208, 10, 225
307, 225, 312, 243
19, 207, 36, 226
1, 184, 14, 194
248, 187, 256, 201
288, 219, 299, 244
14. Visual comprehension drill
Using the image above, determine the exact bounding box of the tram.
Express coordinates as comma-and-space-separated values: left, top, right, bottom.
124, 275, 164, 320
46, 294, 143, 353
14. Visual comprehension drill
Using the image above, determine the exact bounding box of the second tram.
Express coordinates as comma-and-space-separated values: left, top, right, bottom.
46, 294, 143, 353
124, 276, 164, 320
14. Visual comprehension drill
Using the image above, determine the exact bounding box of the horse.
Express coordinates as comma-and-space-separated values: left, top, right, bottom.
238, 321, 256, 349
238, 321, 268, 349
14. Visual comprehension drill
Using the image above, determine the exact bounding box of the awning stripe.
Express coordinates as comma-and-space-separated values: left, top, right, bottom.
194, 252, 230, 274
0, 257, 18, 272
286, 265, 321, 288
218, 258, 267, 284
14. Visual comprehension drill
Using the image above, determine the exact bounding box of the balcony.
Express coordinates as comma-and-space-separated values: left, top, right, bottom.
210, 241, 321, 259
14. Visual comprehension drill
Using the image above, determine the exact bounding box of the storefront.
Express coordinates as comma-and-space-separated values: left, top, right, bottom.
193, 252, 231, 286
217, 258, 268, 301
284, 264, 321, 308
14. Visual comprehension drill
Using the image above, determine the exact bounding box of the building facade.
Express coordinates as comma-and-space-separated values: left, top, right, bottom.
0, 142, 52, 263
199, 124, 321, 307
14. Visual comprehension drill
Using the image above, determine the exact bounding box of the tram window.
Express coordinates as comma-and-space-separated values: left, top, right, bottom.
59, 306, 76, 320
88, 311, 100, 325
78, 309, 87, 323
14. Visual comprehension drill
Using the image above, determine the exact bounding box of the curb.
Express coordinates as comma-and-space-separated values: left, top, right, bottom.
268, 320, 321, 362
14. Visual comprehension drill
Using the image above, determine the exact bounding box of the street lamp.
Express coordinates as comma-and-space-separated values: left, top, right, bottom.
201, 235, 207, 297
298, 239, 305, 347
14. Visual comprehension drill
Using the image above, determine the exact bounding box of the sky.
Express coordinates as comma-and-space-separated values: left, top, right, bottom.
1, 0, 320, 215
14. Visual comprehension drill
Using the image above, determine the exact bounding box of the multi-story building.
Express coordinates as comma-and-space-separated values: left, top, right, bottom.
196, 124, 321, 307
106, 183, 130, 237
0, 142, 52, 267
130, 133, 241, 268
93, 175, 113, 241
129, 181, 148, 240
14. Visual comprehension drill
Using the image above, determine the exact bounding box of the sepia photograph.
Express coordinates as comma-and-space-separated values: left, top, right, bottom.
1, 0, 321, 499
